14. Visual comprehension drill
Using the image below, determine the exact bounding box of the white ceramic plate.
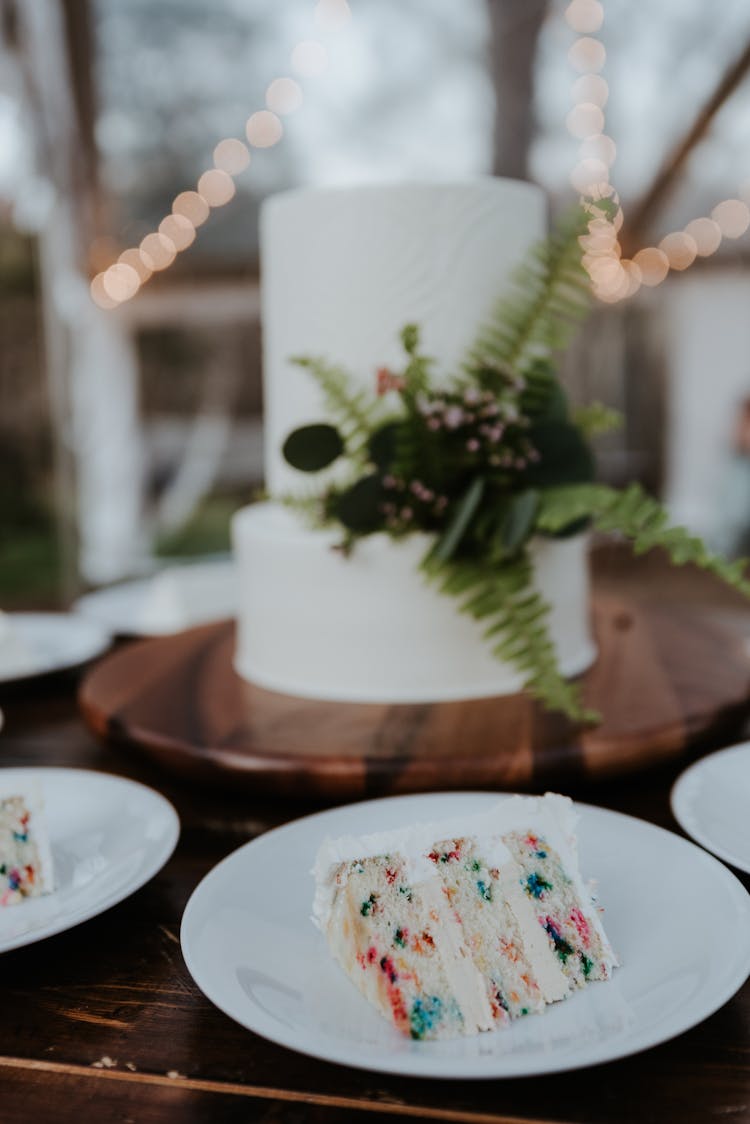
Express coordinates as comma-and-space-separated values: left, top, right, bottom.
0, 613, 111, 684
180, 792, 750, 1079
73, 558, 236, 637
671, 743, 750, 874
0, 767, 179, 953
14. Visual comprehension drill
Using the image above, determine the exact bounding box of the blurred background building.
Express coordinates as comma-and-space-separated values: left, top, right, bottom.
1, 0, 750, 605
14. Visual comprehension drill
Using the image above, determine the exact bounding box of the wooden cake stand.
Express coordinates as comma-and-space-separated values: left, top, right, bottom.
79, 547, 750, 800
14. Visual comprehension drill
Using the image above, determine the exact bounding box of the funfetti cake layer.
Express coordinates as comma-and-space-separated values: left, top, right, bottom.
312, 794, 618, 1040
0, 781, 54, 907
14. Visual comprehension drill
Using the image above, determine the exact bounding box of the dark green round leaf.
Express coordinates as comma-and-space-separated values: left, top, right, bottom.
282, 424, 344, 472
523, 421, 595, 487
533, 379, 569, 423
334, 474, 384, 533
368, 422, 400, 471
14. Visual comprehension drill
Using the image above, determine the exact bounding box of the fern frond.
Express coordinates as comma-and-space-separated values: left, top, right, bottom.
466, 208, 591, 380
291, 356, 384, 460
422, 550, 597, 722
537, 483, 750, 595
571, 402, 623, 438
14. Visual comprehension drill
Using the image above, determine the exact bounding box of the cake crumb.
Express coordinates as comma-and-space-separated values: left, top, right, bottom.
91, 1056, 117, 1069
124, 1062, 137, 1072
166, 1070, 184, 1080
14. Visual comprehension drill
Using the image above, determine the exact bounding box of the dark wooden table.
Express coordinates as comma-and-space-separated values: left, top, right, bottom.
2, 547, 750, 1124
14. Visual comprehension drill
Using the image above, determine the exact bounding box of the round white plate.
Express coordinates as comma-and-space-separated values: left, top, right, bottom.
0, 613, 111, 685
180, 792, 750, 1079
671, 743, 750, 873
0, 767, 179, 954
73, 558, 236, 637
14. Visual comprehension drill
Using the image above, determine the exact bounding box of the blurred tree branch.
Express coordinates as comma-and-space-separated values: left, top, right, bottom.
622, 36, 750, 254
487, 0, 548, 180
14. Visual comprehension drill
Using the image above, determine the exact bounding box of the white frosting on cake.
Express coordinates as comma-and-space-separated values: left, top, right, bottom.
312, 794, 575, 930
261, 180, 546, 494
233, 503, 595, 702
232, 179, 597, 703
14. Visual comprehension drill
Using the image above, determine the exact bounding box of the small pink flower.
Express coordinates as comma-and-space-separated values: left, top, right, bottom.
376, 367, 405, 396
466, 438, 480, 453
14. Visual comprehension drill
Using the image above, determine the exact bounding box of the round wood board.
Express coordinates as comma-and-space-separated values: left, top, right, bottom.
78, 559, 750, 800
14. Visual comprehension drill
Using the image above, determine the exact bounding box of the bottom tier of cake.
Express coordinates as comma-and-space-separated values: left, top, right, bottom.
231, 502, 596, 703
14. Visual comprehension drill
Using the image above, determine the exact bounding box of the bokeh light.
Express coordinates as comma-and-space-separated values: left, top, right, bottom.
213, 138, 251, 175
266, 77, 303, 116
684, 217, 722, 257
711, 199, 750, 239
564, 0, 604, 34
570, 157, 609, 195
633, 247, 669, 286
118, 247, 152, 284
160, 213, 196, 252
571, 74, 609, 107
173, 191, 210, 228
140, 232, 177, 271
568, 37, 606, 74
90, 273, 120, 310
659, 232, 697, 271
579, 133, 616, 167
245, 110, 283, 148
197, 169, 236, 206
291, 39, 328, 77
102, 262, 140, 303
566, 102, 605, 139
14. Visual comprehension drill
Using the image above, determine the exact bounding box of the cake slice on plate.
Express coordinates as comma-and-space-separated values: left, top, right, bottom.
312, 794, 617, 1040
0, 781, 54, 907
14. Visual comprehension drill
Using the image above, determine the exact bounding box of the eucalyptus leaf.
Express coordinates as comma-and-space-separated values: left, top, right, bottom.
282, 424, 344, 473
334, 473, 384, 533
368, 422, 400, 471
498, 489, 540, 553
427, 476, 485, 566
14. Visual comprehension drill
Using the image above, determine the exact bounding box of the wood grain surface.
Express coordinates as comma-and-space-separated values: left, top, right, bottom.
78, 547, 750, 798
1, 661, 749, 1123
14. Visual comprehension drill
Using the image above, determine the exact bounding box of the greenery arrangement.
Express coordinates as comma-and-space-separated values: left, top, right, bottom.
280, 204, 750, 722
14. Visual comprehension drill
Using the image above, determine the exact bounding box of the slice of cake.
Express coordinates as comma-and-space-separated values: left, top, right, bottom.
312, 794, 617, 1040
0, 782, 54, 907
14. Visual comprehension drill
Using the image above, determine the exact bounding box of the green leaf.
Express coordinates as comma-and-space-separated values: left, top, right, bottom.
572, 402, 623, 438
334, 474, 384, 533
282, 424, 344, 472
496, 489, 540, 554
368, 422, 400, 471
401, 323, 420, 355
524, 421, 595, 487
426, 477, 486, 566
532, 379, 569, 423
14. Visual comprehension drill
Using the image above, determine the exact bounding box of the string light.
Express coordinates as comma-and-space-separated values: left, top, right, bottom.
566, 6, 750, 301
213, 138, 251, 175
91, 11, 342, 308
197, 169, 236, 206
245, 110, 283, 148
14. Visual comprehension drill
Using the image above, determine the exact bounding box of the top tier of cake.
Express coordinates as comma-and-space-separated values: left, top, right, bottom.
260, 179, 545, 493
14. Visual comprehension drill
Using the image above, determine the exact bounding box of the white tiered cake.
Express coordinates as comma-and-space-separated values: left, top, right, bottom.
232, 180, 596, 702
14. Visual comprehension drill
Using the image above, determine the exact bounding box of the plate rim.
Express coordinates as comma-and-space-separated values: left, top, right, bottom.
180, 791, 750, 1079
0, 765, 180, 954
671, 742, 750, 874
0, 612, 112, 686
